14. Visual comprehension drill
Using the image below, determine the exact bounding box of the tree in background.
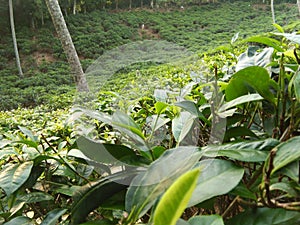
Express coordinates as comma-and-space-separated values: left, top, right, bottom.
271, 0, 276, 23
45, 0, 89, 92
9, 0, 23, 77
297, 0, 300, 16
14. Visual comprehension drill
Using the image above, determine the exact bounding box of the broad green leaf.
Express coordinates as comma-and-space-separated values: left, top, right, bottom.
17, 192, 53, 203
188, 159, 244, 207
155, 101, 168, 114
224, 127, 258, 141
112, 110, 148, 150
202, 139, 279, 162
41, 208, 67, 225
273, 23, 284, 33
272, 136, 300, 174
176, 219, 190, 225
0, 161, 33, 196
214, 138, 279, 150
244, 36, 283, 51
18, 126, 38, 142
172, 111, 197, 144
3, 216, 33, 225
147, 115, 170, 132
126, 147, 201, 219
71, 107, 112, 125
153, 169, 200, 225
273, 32, 300, 44
218, 94, 263, 112
0, 139, 11, 148
203, 148, 268, 162
235, 47, 274, 72
76, 136, 149, 166
225, 66, 276, 104
71, 171, 136, 224
189, 215, 224, 225
0, 148, 17, 160
230, 183, 257, 200
281, 161, 299, 182
226, 208, 300, 225
293, 71, 300, 102
231, 32, 239, 44
175, 100, 209, 124
270, 182, 298, 197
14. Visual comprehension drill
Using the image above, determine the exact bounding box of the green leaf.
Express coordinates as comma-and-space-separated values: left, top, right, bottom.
126, 147, 201, 220
244, 36, 283, 51
172, 111, 197, 144
218, 93, 263, 112
41, 208, 67, 225
76, 136, 149, 166
230, 183, 257, 200
3, 216, 33, 225
293, 71, 300, 102
112, 110, 148, 150
18, 192, 53, 203
225, 66, 276, 104
272, 136, 300, 174
153, 169, 200, 225
270, 182, 298, 197
0, 139, 11, 149
155, 101, 169, 114
0, 161, 33, 196
0, 148, 17, 160
273, 32, 300, 44
188, 159, 244, 207
273, 23, 284, 33
71, 171, 136, 224
202, 139, 278, 162
18, 126, 38, 142
226, 208, 300, 225
203, 148, 267, 162
189, 215, 224, 225
224, 127, 258, 141
235, 47, 274, 72
175, 100, 209, 124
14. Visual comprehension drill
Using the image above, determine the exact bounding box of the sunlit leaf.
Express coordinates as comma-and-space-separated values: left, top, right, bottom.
153, 169, 200, 225
225, 66, 276, 104
272, 136, 300, 174
126, 147, 201, 219
0, 161, 33, 196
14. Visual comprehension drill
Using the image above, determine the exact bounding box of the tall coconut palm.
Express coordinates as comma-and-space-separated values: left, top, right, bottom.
9, 0, 23, 77
45, 0, 89, 92
271, 0, 276, 24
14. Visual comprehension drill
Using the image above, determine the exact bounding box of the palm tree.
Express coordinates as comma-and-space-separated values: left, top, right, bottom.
9, 0, 23, 77
45, 0, 89, 92
271, 0, 276, 24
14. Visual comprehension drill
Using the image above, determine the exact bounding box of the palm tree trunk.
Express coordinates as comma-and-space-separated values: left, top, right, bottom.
45, 0, 89, 92
9, 0, 23, 77
271, 0, 276, 24
73, 0, 76, 15
297, 0, 300, 16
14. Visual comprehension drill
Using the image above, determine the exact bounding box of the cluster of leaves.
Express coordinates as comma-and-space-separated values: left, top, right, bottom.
0, 26, 300, 225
